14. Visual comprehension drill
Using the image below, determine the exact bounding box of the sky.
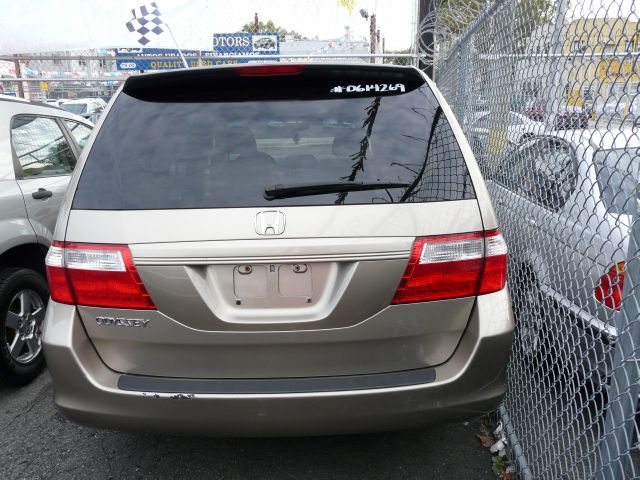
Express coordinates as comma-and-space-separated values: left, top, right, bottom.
0, 0, 418, 54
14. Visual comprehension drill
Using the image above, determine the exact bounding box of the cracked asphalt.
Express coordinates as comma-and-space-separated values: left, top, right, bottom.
0, 371, 495, 479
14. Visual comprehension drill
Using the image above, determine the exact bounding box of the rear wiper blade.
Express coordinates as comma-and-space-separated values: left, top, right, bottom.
264, 181, 410, 200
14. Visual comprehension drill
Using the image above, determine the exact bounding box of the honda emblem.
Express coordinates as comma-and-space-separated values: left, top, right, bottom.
255, 210, 285, 236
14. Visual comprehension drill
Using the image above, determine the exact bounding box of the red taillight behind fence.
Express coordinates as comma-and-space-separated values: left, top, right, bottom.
594, 262, 625, 310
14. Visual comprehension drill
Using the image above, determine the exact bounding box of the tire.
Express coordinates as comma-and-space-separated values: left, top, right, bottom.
0, 268, 48, 386
512, 266, 548, 367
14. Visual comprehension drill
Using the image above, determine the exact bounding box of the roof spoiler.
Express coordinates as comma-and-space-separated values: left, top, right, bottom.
122, 64, 425, 103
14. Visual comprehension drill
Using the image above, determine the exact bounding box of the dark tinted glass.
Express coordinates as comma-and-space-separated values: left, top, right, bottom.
73, 72, 474, 210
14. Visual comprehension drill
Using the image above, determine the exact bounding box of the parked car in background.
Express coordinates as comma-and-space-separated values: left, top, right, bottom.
467, 111, 546, 162
0, 96, 92, 385
547, 102, 591, 130
43, 63, 514, 436
61, 98, 106, 124
487, 129, 639, 382
523, 98, 546, 121
44, 99, 63, 108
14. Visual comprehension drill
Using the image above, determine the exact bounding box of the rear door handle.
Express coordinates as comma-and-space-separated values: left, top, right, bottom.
32, 188, 53, 200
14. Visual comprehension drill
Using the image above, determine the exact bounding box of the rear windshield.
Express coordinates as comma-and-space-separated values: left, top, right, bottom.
73, 66, 475, 210
62, 103, 87, 115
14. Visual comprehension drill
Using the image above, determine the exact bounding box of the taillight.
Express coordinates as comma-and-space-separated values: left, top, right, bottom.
45, 241, 156, 310
594, 262, 625, 310
391, 229, 508, 304
233, 64, 305, 76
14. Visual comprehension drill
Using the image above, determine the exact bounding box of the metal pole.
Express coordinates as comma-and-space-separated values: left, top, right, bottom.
596, 208, 640, 478
13, 55, 24, 98
164, 23, 189, 69
545, 0, 567, 125
419, 0, 435, 78
370, 14, 376, 64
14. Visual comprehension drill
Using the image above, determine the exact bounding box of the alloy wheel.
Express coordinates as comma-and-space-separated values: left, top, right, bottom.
5, 289, 45, 364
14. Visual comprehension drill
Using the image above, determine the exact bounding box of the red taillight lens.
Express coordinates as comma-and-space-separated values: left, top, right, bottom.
391, 229, 508, 304
233, 64, 305, 76
45, 242, 156, 310
594, 262, 625, 310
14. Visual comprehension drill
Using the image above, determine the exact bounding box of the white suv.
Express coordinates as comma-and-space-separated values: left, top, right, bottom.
0, 96, 92, 385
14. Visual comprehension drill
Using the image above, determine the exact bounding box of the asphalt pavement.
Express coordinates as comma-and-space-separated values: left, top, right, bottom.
0, 371, 496, 480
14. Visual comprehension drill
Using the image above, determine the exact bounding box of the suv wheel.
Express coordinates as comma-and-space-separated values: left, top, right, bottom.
0, 268, 48, 385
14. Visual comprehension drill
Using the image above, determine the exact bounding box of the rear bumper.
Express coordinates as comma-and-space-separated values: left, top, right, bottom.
43, 290, 514, 436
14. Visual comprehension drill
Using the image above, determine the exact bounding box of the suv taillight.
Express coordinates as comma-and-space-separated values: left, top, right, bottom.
594, 262, 625, 310
391, 230, 508, 304
45, 241, 156, 310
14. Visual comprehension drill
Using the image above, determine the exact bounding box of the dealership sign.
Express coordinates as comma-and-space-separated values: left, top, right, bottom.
212, 32, 279, 59
115, 48, 219, 71
116, 33, 279, 71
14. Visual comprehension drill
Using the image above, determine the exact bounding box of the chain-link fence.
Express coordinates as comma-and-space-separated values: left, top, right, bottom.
431, 0, 640, 477
0, 1, 418, 103
3, 0, 640, 477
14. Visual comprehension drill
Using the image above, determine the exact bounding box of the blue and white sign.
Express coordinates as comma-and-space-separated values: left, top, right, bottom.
116, 48, 219, 71
212, 32, 279, 59
116, 33, 280, 71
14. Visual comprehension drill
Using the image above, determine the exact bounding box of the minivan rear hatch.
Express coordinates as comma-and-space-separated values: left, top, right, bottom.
63, 64, 485, 378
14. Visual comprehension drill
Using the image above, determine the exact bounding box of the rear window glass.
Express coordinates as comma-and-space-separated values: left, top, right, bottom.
62, 103, 87, 115
73, 67, 475, 210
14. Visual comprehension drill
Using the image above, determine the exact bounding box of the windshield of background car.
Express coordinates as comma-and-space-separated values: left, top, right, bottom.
72, 66, 475, 210
62, 103, 87, 115
595, 147, 640, 215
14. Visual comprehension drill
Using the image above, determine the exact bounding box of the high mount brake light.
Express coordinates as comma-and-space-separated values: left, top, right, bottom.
233, 64, 306, 76
594, 262, 625, 310
391, 229, 508, 304
45, 241, 156, 310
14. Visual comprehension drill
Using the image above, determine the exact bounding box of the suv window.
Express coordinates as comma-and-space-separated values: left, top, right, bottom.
64, 120, 92, 149
11, 115, 76, 177
73, 69, 475, 210
595, 148, 640, 215
509, 138, 577, 211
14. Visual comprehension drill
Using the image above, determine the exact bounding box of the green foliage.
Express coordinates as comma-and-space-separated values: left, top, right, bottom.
337, 0, 357, 15
492, 455, 506, 475
383, 48, 413, 66
435, 0, 553, 54
240, 19, 307, 41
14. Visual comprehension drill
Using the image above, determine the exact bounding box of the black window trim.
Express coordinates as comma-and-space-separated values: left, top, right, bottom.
62, 118, 94, 152
10, 113, 83, 180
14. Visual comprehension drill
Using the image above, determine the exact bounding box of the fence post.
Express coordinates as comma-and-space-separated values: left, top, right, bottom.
596, 208, 640, 479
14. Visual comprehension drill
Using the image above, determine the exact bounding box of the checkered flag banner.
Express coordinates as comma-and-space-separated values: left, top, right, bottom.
125, 2, 164, 46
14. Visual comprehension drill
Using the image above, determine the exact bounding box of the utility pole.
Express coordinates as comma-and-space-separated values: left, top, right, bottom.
13, 55, 24, 98
418, 0, 435, 78
254, 12, 259, 33
370, 14, 376, 63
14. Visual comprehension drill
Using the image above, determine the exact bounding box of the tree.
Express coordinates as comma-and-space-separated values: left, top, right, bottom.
431, 0, 553, 54
337, 0, 357, 15
240, 19, 308, 41
383, 48, 413, 66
